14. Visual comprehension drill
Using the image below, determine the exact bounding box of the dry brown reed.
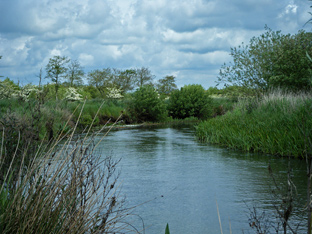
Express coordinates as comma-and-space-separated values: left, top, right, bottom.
0, 100, 140, 233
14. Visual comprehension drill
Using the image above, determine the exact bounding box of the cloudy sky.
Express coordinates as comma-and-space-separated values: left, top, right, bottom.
0, 0, 311, 89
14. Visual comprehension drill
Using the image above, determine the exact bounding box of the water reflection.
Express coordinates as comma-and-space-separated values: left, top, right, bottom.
96, 124, 307, 233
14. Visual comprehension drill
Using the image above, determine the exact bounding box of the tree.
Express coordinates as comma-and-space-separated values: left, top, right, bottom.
0, 56, 2, 78
66, 60, 84, 87
87, 68, 113, 98
36, 68, 43, 89
156, 75, 177, 96
135, 67, 155, 88
218, 27, 312, 92
168, 84, 212, 119
112, 68, 137, 94
45, 56, 70, 99
128, 85, 167, 122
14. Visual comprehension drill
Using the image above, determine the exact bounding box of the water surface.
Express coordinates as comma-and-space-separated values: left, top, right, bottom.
98, 124, 307, 233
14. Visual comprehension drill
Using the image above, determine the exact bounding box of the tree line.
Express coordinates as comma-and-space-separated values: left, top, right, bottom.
43, 55, 177, 99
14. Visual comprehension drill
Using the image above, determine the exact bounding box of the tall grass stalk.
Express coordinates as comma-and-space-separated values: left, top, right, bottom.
216, 200, 223, 234
0, 101, 138, 233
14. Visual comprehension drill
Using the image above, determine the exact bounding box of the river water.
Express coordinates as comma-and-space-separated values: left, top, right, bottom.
96, 124, 307, 234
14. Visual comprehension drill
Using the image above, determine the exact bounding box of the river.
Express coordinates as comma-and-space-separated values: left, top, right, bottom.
96, 124, 308, 233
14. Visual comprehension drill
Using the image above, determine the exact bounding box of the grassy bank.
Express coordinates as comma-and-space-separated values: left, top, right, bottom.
0, 98, 126, 140
196, 90, 312, 158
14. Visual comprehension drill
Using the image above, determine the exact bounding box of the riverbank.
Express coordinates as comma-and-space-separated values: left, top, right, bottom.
196, 90, 312, 158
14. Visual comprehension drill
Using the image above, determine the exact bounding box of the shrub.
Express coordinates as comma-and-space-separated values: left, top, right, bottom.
128, 85, 168, 122
168, 84, 212, 119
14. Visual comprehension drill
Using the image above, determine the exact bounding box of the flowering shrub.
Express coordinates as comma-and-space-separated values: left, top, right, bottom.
65, 87, 83, 101
106, 87, 123, 99
0, 79, 19, 99
16, 84, 39, 101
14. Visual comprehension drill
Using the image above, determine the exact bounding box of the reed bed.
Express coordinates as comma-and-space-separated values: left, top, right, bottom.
0, 103, 140, 233
196, 90, 312, 157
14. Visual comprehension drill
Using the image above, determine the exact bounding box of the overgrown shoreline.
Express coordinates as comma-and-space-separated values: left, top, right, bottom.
196, 90, 312, 158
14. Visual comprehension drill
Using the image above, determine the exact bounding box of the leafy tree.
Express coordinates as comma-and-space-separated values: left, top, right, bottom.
128, 85, 167, 122
112, 68, 137, 94
66, 60, 84, 87
42, 83, 68, 100
0, 56, 2, 78
168, 84, 212, 119
45, 56, 70, 99
206, 87, 220, 96
156, 75, 178, 96
87, 68, 113, 97
218, 27, 312, 92
135, 67, 155, 88
80, 85, 101, 99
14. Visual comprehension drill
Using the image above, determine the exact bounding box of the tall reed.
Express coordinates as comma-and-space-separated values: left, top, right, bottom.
0, 102, 139, 233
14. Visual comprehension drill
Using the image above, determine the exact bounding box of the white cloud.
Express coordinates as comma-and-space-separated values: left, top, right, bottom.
278, 1, 298, 18
79, 53, 94, 66
0, 0, 310, 88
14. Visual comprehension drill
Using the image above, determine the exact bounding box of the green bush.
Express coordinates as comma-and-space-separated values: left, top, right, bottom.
168, 84, 212, 119
128, 85, 168, 122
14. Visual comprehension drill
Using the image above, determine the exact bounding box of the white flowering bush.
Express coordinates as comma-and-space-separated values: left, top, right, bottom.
106, 87, 123, 99
0, 79, 19, 99
15, 84, 39, 101
64, 87, 83, 101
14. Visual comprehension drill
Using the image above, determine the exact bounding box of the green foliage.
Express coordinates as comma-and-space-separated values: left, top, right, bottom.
128, 85, 168, 122
0, 78, 20, 99
45, 56, 70, 98
196, 90, 312, 157
80, 85, 101, 99
66, 59, 84, 87
80, 113, 99, 126
210, 97, 236, 117
168, 84, 212, 119
206, 86, 220, 96
45, 56, 70, 84
42, 84, 67, 100
0, 101, 42, 185
135, 67, 155, 87
46, 56, 70, 99
157, 75, 178, 96
0, 56, 2, 78
113, 68, 136, 93
165, 223, 170, 234
218, 27, 312, 92
87, 68, 113, 97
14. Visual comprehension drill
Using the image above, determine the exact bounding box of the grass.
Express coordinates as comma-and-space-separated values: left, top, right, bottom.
196, 90, 312, 158
0, 98, 127, 142
0, 102, 140, 233
210, 96, 237, 117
